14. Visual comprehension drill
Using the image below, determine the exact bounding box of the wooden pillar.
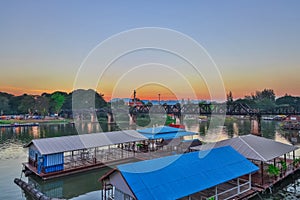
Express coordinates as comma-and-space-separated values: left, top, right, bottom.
284, 154, 286, 163
293, 150, 295, 170
249, 174, 252, 189
261, 161, 264, 186
237, 178, 240, 194
103, 181, 106, 200
101, 181, 103, 200
94, 148, 97, 163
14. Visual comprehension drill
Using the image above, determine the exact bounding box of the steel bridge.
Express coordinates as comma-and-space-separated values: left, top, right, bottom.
128, 103, 300, 117
60, 103, 299, 122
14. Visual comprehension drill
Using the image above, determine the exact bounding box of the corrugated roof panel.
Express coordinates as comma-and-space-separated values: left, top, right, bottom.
118, 146, 259, 200
192, 134, 298, 162
25, 130, 147, 155
137, 126, 184, 134
141, 131, 196, 140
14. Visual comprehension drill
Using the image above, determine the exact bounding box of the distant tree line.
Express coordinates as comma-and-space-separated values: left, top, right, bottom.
0, 89, 107, 116
227, 89, 300, 112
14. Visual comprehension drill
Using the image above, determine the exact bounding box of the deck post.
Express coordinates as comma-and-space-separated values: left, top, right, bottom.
101, 182, 103, 200
94, 148, 97, 163
249, 173, 252, 189
293, 150, 295, 170
284, 154, 286, 163
237, 178, 240, 194
103, 181, 106, 200
261, 161, 264, 185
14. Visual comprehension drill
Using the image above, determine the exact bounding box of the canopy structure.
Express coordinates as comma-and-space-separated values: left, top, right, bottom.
191, 134, 298, 162
24, 130, 147, 155
102, 146, 259, 200
137, 126, 196, 140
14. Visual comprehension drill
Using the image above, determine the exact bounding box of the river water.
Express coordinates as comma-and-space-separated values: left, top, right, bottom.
1, 117, 300, 200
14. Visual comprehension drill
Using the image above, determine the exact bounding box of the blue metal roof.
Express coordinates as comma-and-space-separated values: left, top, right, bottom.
137, 126, 185, 134
117, 146, 259, 200
138, 126, 194, 140
141, 131, 196, 140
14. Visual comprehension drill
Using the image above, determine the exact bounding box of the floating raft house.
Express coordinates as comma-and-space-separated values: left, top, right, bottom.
23, 130, 147, 180
101, 146, 259, 200
191, 134, 299, 188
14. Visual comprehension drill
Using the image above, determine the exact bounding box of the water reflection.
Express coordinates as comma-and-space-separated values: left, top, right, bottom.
28, 168, 111, 199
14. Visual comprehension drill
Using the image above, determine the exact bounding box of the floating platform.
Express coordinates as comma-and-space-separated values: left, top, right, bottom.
0, 122, 39, 128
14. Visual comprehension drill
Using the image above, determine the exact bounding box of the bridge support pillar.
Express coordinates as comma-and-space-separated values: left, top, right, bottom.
129, 114, 137, 126
250, 115, 261, 136
107, 112, 115, 124
90, 113, 97, 122
175, 115, 181, 124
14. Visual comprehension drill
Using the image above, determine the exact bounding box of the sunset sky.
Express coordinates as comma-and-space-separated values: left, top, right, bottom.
1, 1, 299, 101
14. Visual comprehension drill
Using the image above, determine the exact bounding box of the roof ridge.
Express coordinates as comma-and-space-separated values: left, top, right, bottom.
239, 135, 266, 161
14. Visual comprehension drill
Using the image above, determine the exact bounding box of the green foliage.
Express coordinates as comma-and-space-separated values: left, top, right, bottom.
280, 160, 287, 171
268, 164, 280, 176
51, 92, 65, 114
0, 95, 10, 114
293, 158, 300, 166
207, 196, 215, 200
71, 89, 107, 109
234, 88, 300, 112
165, 115, 176, 125
17, 94, 35, 114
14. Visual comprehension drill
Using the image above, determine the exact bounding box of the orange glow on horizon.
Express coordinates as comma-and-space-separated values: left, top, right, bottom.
1, 85, 299, 102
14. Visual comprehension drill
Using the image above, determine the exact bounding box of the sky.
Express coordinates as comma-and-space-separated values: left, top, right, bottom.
0, 1, 299, 101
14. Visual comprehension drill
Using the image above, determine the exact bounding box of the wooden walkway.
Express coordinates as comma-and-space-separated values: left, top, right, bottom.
23, 145, 185, 180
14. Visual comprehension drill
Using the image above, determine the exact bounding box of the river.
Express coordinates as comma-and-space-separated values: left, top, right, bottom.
1, 117, 300, 200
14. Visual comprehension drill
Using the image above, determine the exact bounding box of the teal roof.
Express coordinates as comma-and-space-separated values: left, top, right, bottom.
118, 146, 259, 200
138, 126, 195, 140
141, 131, 196, 140
137, 126, 184, 134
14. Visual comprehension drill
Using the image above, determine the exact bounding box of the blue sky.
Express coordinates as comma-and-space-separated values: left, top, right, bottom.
0, 1, 299, 100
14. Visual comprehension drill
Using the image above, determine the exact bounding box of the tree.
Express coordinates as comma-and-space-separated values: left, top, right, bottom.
227, 91, 233, 103
17, 94, 35, 114
253, 89, 275, 102
51, 92, 66, 114
34, 96, 50, 116
71, 89, 107, 109
244, 89, 276, 111
0, 93, 11, 115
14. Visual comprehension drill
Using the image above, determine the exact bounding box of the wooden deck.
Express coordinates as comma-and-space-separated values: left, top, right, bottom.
23, 147, 140, 180
23, 145, 186, 180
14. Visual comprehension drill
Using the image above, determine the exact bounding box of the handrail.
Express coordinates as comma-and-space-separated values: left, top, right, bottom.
207, 180, 251, 200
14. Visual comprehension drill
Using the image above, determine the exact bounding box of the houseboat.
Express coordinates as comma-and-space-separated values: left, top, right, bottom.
22, 126, 199, 180
100, 146, 259, 200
